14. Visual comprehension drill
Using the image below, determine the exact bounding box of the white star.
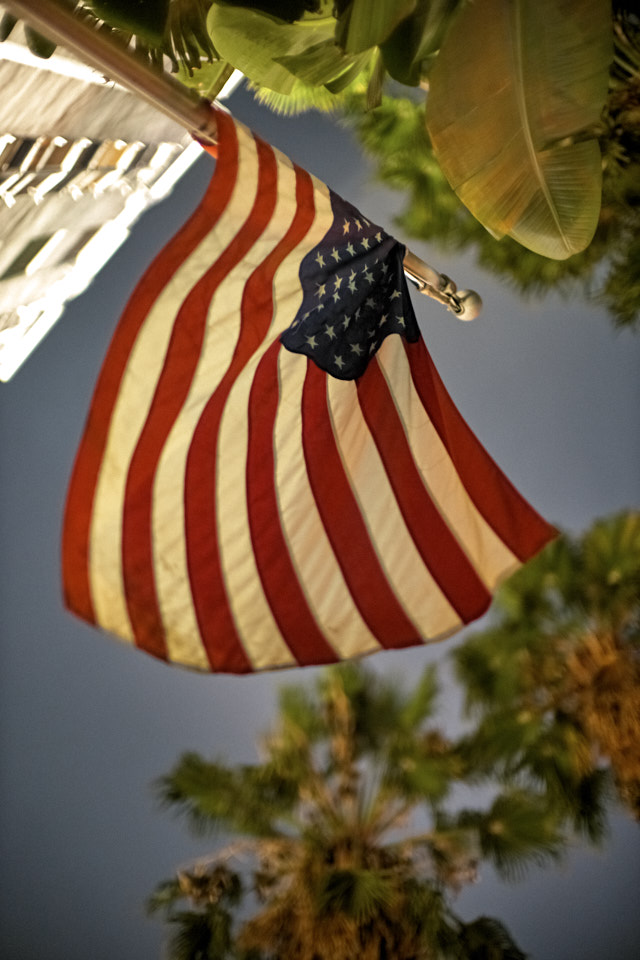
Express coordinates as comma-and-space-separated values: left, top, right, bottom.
316, 282, 326, 298
331, 248, 341, 262
335, 354, 345, 369
375, 231, 383, 243
342, 219, 350, 235
390, 288, 401, 300
363, 269, 374, 284
346, 242, 356, 256
366, 297, 376, 308
306, 334, 318, 348
379, 314, 388, 327
348, 280, 357, 294
334, 276, 343, 290
343, 315, 351, 329
325, 324, 337, 340
316, 303, 325, 312
381, 262, 389, 275
354, 219, 362, 231
315, 251, 325, 267
350, 343, 363, 355
397, 314, 405, 326
333, 291, 341, 302
361, 237, 370, 250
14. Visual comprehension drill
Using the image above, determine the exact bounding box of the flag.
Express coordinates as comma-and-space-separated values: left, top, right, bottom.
62, 108, 555, 674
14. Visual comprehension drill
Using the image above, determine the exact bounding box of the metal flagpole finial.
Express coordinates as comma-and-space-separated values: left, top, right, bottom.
7, 0, 482, 321
402, 251, 482, 321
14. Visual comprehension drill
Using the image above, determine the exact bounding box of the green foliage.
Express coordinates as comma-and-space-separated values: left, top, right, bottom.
348, 87, 640, 329
460, 790, 564, 881
379, 0, 459, 86
459, 916, 528, 960
335, 0, 416, 55
317, 867, 395, 921
426, 0, 611, 259
149, 660, 617, 959
177, 59, 235, 98
149, 865, 245, 960
206, 4, 334, 95
88, 0, 169, 44
156, 751, 299, 837
10, 0, 637, 288
454, 511, 640, 822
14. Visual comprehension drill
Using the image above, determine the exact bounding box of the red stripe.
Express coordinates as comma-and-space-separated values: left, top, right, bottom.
405, 339, 556, 561
248, 342, 338, 665
183, 138, 282, 673
61, 109, 236, 629
357, 355, 491, 623
302, 361, 421, 648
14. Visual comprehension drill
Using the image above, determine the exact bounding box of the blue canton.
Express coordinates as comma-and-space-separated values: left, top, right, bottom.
280, 189, 420, 380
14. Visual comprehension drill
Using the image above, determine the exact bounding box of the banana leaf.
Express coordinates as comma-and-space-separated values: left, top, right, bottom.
381, 0, 461, 86
275, 39, 369, 88
207, 4, 336, 94
336, 0, 416, 54
426, 0, 612, 259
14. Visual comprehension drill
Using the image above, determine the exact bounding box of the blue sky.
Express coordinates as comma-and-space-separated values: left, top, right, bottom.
1, 86, 639, 959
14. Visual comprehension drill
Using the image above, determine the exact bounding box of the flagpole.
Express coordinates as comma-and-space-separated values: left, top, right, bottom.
5, 0, 481, 319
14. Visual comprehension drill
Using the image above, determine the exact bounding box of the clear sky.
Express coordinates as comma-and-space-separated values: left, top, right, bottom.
1, 85, 639, 960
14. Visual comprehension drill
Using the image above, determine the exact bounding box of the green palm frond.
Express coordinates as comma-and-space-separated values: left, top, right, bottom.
459, 916, 528, 960
457, 791, 563, 881
155, 753, 296, 837
317, 867, 396, 921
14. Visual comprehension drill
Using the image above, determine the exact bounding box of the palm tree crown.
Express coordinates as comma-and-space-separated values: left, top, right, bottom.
149, 661, 597, 959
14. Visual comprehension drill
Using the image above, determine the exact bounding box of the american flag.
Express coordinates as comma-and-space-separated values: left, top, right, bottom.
62, 108, 555, 674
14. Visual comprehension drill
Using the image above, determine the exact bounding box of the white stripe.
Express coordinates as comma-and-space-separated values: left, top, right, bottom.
89, 120, 259, 646
376, 339, 519, 590
327, 336, 463, 641
273, 347, 383, 659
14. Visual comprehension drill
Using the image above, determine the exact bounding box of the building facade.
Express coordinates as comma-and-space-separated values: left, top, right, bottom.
0, 12, 217, 380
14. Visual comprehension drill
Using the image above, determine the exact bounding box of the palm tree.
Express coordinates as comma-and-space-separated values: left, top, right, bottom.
148, 662, 592, 959
453, 511, 640, 823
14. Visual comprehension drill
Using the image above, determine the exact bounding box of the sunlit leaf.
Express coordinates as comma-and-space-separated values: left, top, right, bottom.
336, 0, 417, 54
276, 38, 367, 87
426, 0, 612, 258
324, 51, 374, 93
207, 4, 336, 94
